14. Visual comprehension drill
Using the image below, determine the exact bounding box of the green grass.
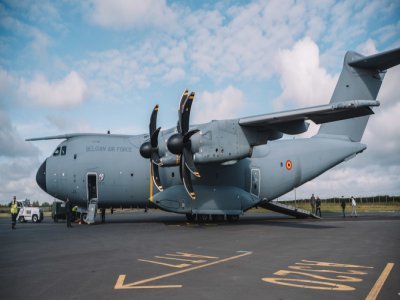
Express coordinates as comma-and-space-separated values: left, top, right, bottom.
251, 201, 400, 213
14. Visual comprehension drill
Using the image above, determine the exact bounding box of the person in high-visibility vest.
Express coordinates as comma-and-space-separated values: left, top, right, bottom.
10, 196, 18, 230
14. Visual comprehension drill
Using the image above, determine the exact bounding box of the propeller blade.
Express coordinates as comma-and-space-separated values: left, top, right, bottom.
151, 161, 163, 192
183, 146, 200, 177
178, 89, 189, 133
151, 151, 162, 166
183, 129, 199, 144
151, 127, 161, 148
150, 105, 159, 135
181, 155, 196, 200
181, 92, 195, 134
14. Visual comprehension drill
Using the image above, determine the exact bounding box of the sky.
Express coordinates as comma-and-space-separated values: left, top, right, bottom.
0, 0, 399, 205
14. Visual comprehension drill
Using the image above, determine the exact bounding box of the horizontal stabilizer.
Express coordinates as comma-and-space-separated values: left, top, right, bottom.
349, 47, 400, 70
239, 100, 379, 130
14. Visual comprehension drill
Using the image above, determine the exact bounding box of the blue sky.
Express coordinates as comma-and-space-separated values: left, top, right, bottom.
0, 0, 399, 204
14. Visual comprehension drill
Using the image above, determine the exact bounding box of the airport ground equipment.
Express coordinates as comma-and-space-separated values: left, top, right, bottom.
17, 200, 43, 223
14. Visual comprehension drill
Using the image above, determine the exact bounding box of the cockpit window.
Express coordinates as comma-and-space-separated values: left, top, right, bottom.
53, 147, 60, 156
61, 146, 67, 155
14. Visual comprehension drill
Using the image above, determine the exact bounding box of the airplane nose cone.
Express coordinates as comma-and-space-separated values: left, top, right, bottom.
36, 159, 47, 192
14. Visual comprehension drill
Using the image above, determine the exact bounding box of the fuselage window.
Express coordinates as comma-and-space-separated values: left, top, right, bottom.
53, 147, 60, 156
61, 146, 67, 155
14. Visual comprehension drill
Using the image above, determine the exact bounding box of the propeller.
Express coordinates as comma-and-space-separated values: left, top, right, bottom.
139, 105, 163, 191
167, 90, 200, 199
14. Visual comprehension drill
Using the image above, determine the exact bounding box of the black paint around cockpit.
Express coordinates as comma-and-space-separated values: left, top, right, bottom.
36, 160, 47, 192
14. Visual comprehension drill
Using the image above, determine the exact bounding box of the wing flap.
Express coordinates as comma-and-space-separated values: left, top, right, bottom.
239, 100, 379, 129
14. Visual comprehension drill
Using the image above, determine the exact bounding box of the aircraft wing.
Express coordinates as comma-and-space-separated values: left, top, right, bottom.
239, 100, 379, 130
26, 133, 132, 141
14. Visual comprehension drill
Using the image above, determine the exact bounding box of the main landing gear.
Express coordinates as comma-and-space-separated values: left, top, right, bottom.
185, 213, 240, 223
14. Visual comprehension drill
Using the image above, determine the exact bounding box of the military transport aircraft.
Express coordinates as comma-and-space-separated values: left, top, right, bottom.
27, 47, 400, 223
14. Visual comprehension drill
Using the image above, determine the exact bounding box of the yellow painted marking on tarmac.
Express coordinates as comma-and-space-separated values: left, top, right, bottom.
138, 259, 190, 269
274, 270, 362, 282
365, 263, 395, 300
261, 278, 355, 291
115, 275, 182, 289
115, 251, 252, 290
165, 252, 219, 259
296, 260, 373, 269
154, 256, 207, 264
263, 259, 373, 291
289, 265, 369, 275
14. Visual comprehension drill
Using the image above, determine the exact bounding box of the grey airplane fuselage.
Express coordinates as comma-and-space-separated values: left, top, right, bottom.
42, 131, 364, 213
34, 47, 400, 216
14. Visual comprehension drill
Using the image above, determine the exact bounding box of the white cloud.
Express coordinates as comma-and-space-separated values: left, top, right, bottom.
356, 39, 378, 55
289, 164, 400, 200
0, 110, 40, 157
20, 71, 87, 107
192, 86, 247, 124
0, 6, 51, 59
89, 0, 177, 30
163, 67, 185, 83
363, 66, 400, 166
0, 68, 16, 104
274, 37, 338, 110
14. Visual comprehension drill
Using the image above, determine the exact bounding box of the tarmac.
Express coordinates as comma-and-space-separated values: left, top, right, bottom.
0, 210, 399, 300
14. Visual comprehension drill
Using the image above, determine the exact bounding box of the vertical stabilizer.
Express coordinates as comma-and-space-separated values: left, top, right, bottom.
318, 48, 400, 142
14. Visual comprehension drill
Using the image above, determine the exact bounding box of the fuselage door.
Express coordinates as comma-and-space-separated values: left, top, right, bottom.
250, 168, 260, 197
87, 173, 98, 201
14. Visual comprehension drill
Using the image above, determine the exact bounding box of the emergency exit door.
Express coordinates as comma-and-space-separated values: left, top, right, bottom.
250, 169, 260, 197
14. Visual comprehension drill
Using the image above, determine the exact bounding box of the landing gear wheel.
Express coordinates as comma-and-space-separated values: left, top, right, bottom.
211, 215, 224, 222
198, 214, 210, 223
226, 215, 239, 222
81, 213, 88, 224
186, 213, 196, 222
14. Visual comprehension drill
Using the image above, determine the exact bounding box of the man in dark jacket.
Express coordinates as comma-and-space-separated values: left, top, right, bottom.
315, 196, 322, 217
65, 198, 72, 228
340, 196, 346, 218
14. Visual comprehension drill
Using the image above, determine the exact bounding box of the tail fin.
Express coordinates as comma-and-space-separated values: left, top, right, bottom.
318, 47, 400, 142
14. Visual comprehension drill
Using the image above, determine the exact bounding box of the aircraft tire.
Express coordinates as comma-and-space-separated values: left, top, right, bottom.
198, 214, 210, 223
185, 213, 196, 222
226, 215, 239, 222
81, 213, 88, 224
211, 215, 224, 222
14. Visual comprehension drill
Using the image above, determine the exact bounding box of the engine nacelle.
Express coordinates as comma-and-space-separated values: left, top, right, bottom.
191, 120, 253, 164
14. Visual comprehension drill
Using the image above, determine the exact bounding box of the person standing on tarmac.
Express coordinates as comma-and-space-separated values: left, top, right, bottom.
310, 194, 316, 214
340, 196, 346, 218
10, 196, 18, 230
65, 197, 72, 228
351, 196, 357, 217
315, 196, 322, 217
